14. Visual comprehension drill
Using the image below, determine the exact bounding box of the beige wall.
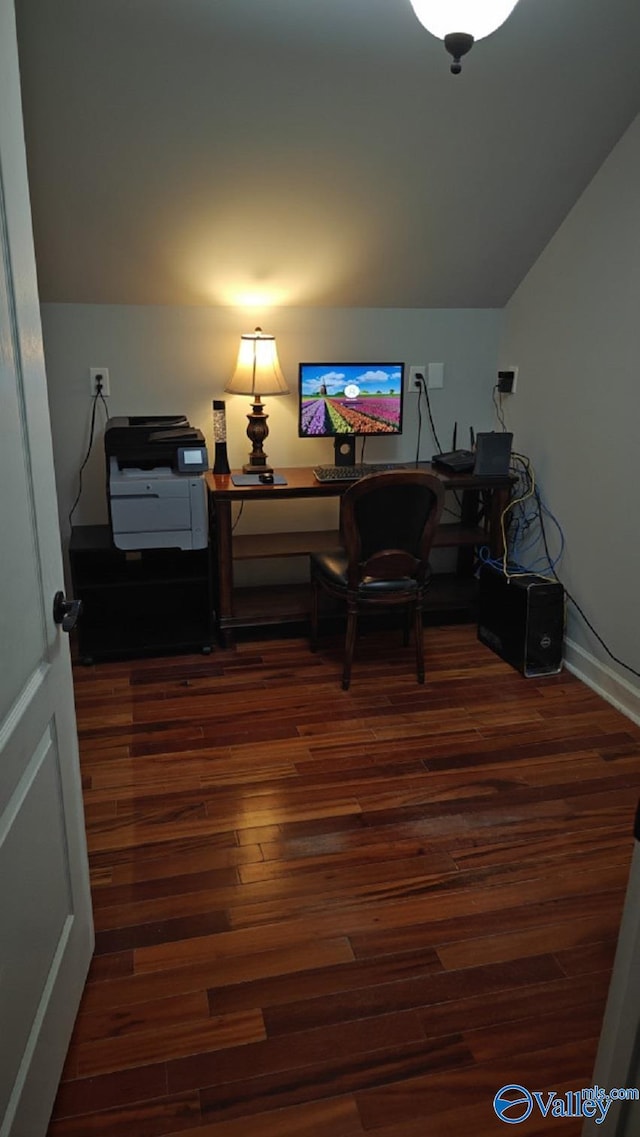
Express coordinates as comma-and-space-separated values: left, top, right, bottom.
42, 304, 502, 574
500, 114, 640, 719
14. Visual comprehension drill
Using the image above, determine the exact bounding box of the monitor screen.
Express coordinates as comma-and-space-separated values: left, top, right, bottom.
298, 362, 404, 437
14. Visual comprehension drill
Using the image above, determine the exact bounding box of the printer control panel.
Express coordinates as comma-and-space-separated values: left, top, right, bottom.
176, 445, 208, 473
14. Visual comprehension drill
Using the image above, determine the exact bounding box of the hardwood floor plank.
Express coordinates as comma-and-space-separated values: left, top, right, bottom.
415, 969, 611, 1041
435, 909, 624, 971
348, 887, 626, 961
75, 1008, 265, 1078
52, 1062, 168, 1119
208, 946, 444, 1016
167, 1009, 428, 1095
91, 865, 240, 911
260, 956, 565, 1037
554, 938, 619, 977
88, 830, 244, 874
463, 998, 605, 1063
94, 910, 230, 955
77, 938, 354, 1016
197, 1034, 471, 1126
349, 1086, 584, 1136
93, 849, 458, 933
47, 1090, 201, 1137
354, 1037, 597, 1130
151, 1094, 363, 1137
70, 989, 210, 1044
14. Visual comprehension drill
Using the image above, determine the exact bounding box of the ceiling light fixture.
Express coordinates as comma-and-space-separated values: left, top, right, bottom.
408, 0, 520, 73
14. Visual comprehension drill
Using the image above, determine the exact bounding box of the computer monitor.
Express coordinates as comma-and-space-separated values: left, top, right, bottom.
299, 362, 404, 463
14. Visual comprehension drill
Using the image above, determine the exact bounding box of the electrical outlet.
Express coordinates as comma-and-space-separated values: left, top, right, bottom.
408, 365, 426, 391
497, 366, 518, 394
89, 367, 110, 397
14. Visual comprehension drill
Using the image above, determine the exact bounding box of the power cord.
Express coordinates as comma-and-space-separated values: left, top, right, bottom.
68, 382, 109, 528
414, 376, 423, 465
415, 373, 445, 454
492, 384, 509, 433
414, 372, 460, 518
232, 501, 245, 532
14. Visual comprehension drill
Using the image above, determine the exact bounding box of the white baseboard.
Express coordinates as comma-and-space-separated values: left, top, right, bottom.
563, 636, 640, 728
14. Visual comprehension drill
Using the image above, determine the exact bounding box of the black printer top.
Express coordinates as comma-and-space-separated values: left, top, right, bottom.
104, 416, 205, 468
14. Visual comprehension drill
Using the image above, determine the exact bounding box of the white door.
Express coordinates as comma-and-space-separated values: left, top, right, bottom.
582, 822, 640, 1136
0, 2, 94, 1135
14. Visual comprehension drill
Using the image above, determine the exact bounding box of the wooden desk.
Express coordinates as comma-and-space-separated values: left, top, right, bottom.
205, 464, 513, 643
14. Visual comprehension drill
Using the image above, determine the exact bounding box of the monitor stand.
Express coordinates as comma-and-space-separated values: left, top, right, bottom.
334, 435, 356, 466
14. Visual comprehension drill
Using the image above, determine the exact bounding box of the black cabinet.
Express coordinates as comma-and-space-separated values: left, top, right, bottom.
69, 525, 214, 663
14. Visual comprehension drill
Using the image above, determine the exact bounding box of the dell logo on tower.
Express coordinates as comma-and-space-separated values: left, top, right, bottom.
493, 1084, 534, 1123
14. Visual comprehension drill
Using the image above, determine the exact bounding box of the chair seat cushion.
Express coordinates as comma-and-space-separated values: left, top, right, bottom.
311, 550, 432, 594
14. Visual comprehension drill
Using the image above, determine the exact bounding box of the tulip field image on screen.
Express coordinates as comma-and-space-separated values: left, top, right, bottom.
299, 364, 403, 436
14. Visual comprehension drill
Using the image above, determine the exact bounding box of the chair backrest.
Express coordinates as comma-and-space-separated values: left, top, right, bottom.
340, 470, 445, 589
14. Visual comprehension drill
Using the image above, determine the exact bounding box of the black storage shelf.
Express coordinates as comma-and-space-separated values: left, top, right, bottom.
69, 525, 214, 663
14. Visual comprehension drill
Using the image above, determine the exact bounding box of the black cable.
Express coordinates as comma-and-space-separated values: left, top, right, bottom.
493, 384, 508, 432
414, 373, 460, 518
564, 590, 640, 678
68, 389, 107, 528
418, 376, 445, 454
232, 500, 245, 532
415, 382, 423, 465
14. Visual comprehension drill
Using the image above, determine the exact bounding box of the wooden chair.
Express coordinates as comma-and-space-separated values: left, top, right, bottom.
309, 470, 445, 690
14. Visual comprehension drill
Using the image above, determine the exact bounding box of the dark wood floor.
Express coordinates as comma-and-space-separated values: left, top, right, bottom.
47, 625, 640, 1136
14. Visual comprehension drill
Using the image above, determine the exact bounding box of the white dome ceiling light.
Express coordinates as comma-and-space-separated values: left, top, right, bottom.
408, 0, 521, 73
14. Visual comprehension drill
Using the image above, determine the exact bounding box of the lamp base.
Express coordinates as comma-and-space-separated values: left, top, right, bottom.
244, 396, 272, 472
242, 458, 273, 474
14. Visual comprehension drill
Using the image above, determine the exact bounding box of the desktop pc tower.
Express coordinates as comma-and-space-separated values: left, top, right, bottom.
477, 564, 565, 677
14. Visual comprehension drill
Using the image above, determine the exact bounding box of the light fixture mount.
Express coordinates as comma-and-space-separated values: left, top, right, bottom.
408, 0, 520, 73
444, 32, 474, 74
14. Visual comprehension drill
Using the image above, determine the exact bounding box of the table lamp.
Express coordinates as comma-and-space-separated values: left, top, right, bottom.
225, 327, 289, 473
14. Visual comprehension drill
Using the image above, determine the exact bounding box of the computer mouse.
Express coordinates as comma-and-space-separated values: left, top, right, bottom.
258, 472, 274, 484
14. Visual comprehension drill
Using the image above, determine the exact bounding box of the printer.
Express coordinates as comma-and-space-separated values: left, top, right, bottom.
105, 416, 209, 550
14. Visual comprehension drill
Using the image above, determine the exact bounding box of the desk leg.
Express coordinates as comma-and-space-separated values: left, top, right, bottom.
212, 499, 234, 646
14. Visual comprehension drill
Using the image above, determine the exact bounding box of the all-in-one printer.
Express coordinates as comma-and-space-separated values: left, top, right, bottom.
105, 416, 209, 550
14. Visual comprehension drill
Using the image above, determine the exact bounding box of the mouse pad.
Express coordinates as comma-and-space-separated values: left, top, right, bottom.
231, 474, 288, 486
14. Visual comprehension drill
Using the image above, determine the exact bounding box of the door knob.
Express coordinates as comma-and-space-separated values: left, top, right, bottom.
53, 591, 83, 632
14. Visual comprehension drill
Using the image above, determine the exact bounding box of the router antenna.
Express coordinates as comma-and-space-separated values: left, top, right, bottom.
452, 421, 457, 450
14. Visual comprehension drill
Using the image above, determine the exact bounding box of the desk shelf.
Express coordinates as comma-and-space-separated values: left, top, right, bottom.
233, 530, 339, 560
225, 575, 479, 634
232, 524, 488, 562
206, 466, 513, 644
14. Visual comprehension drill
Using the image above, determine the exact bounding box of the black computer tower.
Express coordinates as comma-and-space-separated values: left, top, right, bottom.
477, 564, 564, 677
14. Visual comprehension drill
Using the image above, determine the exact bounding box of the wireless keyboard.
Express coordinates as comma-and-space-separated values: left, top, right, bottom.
312, 463, 406, 483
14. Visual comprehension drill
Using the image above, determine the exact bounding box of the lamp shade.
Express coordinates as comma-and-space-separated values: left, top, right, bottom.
408, 0, 519, 42
225, 327, 289, 397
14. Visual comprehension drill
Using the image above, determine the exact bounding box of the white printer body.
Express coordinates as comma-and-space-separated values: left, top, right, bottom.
106, 416, 209, 551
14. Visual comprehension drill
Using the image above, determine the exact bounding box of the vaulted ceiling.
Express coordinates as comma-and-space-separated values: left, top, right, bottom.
15, 0, 640, 309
